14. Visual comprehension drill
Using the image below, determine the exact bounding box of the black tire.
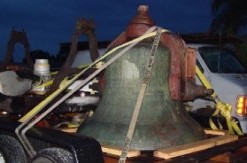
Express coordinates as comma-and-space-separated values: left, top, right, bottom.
32, 147, 74, 163
0, 135, 28, 163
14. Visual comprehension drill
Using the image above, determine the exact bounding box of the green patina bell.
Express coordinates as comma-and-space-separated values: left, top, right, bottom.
77, 5, 207, 151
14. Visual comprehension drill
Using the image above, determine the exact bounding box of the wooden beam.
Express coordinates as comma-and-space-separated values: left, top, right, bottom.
204, 129, 228, 136
154, 135, 238, 160
101, 145, 141, 158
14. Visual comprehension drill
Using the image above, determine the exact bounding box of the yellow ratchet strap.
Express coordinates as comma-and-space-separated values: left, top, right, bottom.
196, 66, 243, 135
19, 28, 168, 123
32, 79, 53, 89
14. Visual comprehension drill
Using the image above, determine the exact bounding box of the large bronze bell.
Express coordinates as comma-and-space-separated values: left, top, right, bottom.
77, 5, 210, 151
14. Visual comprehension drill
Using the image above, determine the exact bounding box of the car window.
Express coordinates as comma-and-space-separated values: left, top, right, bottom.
199, 46, 247, 73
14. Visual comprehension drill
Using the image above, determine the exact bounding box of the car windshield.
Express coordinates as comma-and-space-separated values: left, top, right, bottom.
199, 46, 247, 73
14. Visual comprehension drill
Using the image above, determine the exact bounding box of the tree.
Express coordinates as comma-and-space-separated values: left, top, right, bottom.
210, 0, 247, 35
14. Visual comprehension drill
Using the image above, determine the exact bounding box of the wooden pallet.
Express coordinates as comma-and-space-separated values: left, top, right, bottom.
154, 133, 238, 159
101, 129, 238, 160
60, 127, 240, 161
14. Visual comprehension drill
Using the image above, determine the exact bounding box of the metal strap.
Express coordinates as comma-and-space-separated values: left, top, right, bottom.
118, 27, 162, 163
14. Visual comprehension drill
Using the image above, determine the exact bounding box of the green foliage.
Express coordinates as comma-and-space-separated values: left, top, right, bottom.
237, 42, 247, 68
211, 0, 247, 35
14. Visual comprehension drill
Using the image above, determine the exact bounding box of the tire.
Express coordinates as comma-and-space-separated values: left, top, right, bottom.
0, 135, 28, 163
32, 147, 74, 163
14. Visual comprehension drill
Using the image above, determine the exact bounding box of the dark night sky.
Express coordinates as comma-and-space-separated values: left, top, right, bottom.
0, 0, 213, 61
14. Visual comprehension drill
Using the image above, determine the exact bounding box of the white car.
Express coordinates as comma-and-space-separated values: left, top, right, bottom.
187, 43, 247, 133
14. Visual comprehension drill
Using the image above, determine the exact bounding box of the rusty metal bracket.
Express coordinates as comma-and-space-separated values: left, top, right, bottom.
0, 28, 33, 71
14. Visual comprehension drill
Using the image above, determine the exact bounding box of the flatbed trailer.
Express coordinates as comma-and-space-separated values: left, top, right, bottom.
59, 127, 247, 163
1, 115, 246, 163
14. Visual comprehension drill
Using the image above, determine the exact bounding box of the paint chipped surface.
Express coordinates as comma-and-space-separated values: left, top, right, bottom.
121, 60, 140, 80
